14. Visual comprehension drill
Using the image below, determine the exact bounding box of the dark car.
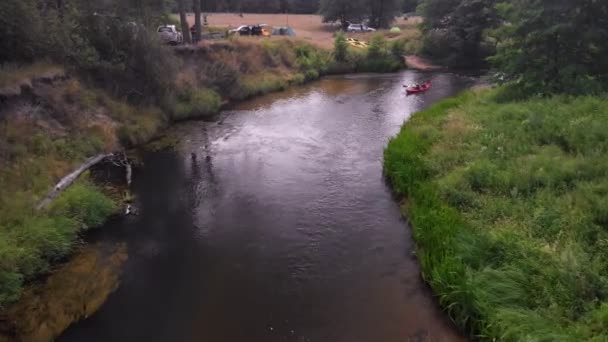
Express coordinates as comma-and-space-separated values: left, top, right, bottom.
228, 25, 252, 36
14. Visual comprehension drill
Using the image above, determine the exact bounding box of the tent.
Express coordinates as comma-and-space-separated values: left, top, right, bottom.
272, 26, 296, 36
390, 27, 401, 33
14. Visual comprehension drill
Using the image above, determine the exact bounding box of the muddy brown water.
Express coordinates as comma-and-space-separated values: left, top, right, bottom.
59, 72, 474, 342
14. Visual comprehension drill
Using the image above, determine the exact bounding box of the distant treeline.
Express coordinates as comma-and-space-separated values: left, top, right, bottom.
419, 0, 608, 93
192, 0, 419, 15
195, 0, 320, 14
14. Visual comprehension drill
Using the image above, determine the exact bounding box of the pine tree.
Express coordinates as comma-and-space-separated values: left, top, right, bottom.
491, 0, 608, 93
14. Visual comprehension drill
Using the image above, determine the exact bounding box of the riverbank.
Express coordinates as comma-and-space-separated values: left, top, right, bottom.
383, 88, 608, 340
404, 55, 442, 71
58, 71, 473, 342
0, 36, 408, 340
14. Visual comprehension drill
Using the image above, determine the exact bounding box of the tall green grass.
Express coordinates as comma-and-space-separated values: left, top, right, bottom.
173, 88, 221, 121
384, 89, 608, 340
0, 178, 116, 307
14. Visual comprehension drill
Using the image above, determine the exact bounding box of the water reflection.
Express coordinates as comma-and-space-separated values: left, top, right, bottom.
0, 243, 127, 342
60, 71, 474, 342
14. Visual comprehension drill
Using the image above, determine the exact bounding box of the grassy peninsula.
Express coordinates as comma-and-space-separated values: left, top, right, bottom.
384, 89, 608, 340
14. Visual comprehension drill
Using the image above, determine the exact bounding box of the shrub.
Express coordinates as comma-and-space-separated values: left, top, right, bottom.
290, 73, 306, 85
173, 88, 221, 121
354, 35, 405, 73
334, 32, 348, 62
117, 108, 165, 146
295, 43, 331, 75
239, 74, 288, 99
198, 61, 240, 95
0, 177, 116, 308
389, 39, 406, 60
367, 34, 387, 60
50, 180, 116, 229
0, 0, 46, 63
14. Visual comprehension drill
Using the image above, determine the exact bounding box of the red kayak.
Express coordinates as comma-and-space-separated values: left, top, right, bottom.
405, 81, 431, 94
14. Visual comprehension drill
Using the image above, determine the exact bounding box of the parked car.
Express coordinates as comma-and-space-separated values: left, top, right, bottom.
251, 24, 271, 36
157, 25, 183, 45
347, 24, 376, 33
228, 25, 252, 36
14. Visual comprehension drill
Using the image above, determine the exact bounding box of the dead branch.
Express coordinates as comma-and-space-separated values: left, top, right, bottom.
36, 153, 114, 211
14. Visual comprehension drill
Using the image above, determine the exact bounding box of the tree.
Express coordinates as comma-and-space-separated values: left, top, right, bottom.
420, 0, 498, 67
0, 0, 46, 62
193, 0, 202, 42
319, 0, 365, 30
402, 0, 420, 13
177, 0, 191, 44
367, 0, 401, 28
491, 0, 608, 94
288, 0, 319, 13
240, 0, 281, 12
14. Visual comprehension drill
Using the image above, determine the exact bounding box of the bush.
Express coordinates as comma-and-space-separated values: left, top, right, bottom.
0, 0, 177, 105
389, 39, 406, 60
173, 88, 221, 121
50, 181, 116, 228
295, 43, 331, 76
0, 178, 116, 308
367, 34, 387, 60
78, 20, 178, 104
334, 32, 348, 62
353, 35, 405, 73
117, 108, 165, 146
0, 0, 46, 63
238, 74, 288, 99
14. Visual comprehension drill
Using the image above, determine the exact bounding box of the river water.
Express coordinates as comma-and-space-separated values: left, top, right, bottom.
59, 72, 474, 342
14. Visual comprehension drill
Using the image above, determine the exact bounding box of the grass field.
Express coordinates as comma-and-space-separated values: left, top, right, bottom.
384, 88, 608, 340
179, 13, 422, 49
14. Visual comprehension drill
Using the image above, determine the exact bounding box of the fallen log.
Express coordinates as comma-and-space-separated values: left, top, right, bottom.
125, 160, 132, 187
36, 153, 114, 211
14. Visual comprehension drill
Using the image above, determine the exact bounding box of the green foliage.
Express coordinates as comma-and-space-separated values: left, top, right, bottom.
0, 0, 177, 105
0, 178, 116, 308
490, 0, 608, 95
403, 0, 422, 13
384, 88, 608, 340
320, 0, 402, 29
334, 32, 348, 62
239, 74, 289, 99
368, 0, 402, 28
389, 39, 406, 60
356, 35, 405, 72
0, 0, 46, 63
367, 35, 386, 60
294, 43, 331, 79
50, 181, 117, 228
420, 0, 499, 67
319, 0, 366, 29
173, 88, 222, 121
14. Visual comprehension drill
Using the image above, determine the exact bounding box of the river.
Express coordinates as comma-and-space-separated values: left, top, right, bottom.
59, 72, 474, 342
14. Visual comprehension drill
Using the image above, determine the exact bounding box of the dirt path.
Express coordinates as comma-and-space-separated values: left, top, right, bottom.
404, 55, 442, 71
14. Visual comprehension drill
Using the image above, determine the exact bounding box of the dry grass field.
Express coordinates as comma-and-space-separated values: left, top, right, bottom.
181, 13, 422, 48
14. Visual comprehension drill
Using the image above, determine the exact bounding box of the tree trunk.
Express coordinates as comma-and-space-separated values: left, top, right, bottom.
178, 0, 192, 44
193, 0, 202, 42
36, 154, 114, 211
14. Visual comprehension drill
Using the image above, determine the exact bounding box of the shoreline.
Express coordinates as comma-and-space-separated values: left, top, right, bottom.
404, 55, 443, 71
0, 56, 409, 340
383, 88, 608, 340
